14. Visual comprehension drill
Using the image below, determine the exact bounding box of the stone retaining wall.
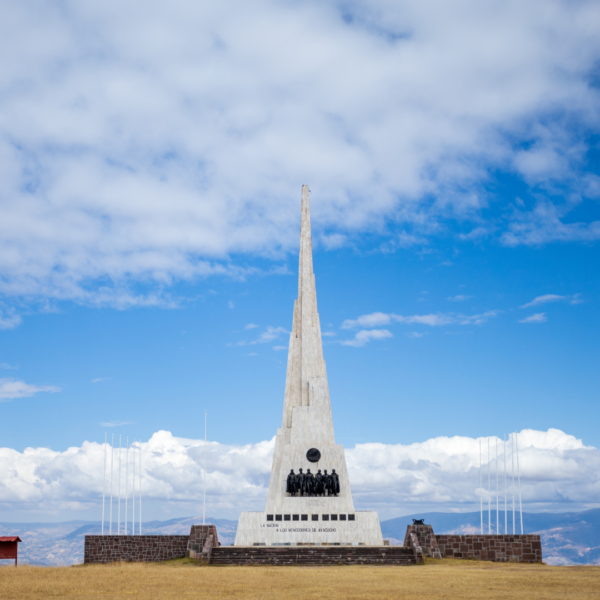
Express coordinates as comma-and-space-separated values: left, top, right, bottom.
84, 535, 189, 564
435, 534, 542, 563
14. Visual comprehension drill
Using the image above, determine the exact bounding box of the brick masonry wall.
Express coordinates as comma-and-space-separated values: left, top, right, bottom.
436, 534, 542, 563
84, 536, 189, 564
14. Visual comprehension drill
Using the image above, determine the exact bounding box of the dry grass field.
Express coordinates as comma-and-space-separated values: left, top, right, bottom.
1, 558, 599, 600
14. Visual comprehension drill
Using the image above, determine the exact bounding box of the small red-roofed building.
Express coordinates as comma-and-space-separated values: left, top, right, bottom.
0, 537, 22, 566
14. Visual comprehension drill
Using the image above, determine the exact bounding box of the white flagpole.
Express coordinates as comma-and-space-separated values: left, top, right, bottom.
203, 410, 207, 526
512, 434, 515, 534
488, 438, 491, 534
102, 432, 107, 535
496, 437, 499, 535
118, 435, 122, 535
479, 439, 483, 534
516, 432, 523, 534
109, 434, 114, 535
125, 437, 129, 536
132, 439, 136, 535
504, 434, 507, 534
139, 440, 142, 535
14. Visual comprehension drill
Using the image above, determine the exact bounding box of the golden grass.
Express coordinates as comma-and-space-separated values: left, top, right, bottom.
1, 558, 599, 600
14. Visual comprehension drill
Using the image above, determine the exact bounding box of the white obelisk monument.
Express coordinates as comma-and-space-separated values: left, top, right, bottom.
235, 186, 383, 546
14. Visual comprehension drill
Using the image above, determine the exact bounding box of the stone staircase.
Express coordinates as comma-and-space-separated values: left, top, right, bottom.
209, 545, 418, 566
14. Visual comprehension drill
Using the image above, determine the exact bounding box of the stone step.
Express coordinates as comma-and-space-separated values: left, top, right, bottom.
209, 546, 417, 566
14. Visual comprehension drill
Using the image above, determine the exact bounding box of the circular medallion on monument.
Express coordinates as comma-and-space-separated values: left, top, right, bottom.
306, 448, 321, 463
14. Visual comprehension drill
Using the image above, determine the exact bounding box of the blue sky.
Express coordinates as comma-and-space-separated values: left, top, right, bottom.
1, 0, 599, 521
2, 228, 599, 453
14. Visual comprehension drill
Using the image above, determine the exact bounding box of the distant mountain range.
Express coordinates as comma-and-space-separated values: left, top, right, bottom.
2, 509, 599, 566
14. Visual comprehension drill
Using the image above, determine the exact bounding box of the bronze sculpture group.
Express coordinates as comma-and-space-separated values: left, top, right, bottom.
286, 468, 340, 496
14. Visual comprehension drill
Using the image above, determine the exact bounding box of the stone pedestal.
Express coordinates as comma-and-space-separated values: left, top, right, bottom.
236, 510, 382, 546
403, 524, 442, 558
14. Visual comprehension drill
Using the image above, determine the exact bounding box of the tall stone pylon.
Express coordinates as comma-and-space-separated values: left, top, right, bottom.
235, 186, 383, 546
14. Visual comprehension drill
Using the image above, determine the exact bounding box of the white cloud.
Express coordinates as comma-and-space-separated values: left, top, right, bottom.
0, 0, 599, 314
342, 312, 391, 329
503, 202, 600, 247
0, 378, 61, 401
233, 325, 288, 346
0, 363, 18, 370
519, 312, 547, 323
0, 308, 22, 330
257, 326, 287, 343
99, 421, 132, 427
272, 346, 287, 351
0, 429, 598, 519
342, 310, 499, 332
245, 323, 259, 329
91, 377, 110, 384
448, 295, 472, 302
341, 328, 393, 347
520, 294, 582, 308
394, 313, 456, 326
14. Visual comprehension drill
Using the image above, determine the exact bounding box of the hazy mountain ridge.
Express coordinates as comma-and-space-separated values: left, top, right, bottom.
0, 517, 238, 566
2, 509, 599, 566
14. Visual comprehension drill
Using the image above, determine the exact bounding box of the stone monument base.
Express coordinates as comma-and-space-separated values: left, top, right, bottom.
234, 510, 383, 546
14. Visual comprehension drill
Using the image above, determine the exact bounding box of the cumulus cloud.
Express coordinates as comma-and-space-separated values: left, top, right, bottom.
232, 325, 288, 346
448, 295, 472, 302
341, 329, 393, 347
0, 429, 597, 519
0, 378, 61, 401
0, 0, 599, 314
0, 307, 22, 330
342, 312, 392, 329
520, 294, 582, 308
519, 313, 547, 323
341, 310, 499, 336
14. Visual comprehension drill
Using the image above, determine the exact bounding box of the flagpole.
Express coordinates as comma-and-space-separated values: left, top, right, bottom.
512, 434, 515, 534
125, 437, 129, 536
479, 439, 483, 534
109, 434, 114, 535
488, 438, 491, 534
118, 435, 122, 535
132, 439, 136, 535
203, 410, 207, 526
102, 432, 107, 535
516, 432, 523, 534
504, 434, 507, 534
496, 437, 499, 535
139, 440, 143, 535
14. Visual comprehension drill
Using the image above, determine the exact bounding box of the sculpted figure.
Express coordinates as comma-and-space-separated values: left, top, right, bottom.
331, 469, 340, 496
286, 469, 296, 495
296, 468, 305, 496
305, 469, 315, 496
323, 469, 332, 495
315, 469, 324, 496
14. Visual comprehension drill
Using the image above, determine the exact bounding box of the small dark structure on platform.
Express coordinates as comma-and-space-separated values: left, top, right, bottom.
0, 536, 22, 566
